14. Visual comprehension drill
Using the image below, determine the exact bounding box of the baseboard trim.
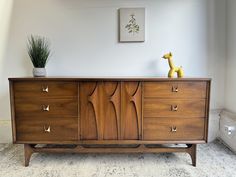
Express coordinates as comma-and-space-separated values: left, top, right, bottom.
0, 120, 12, 143
217, 137, 236, 154
210, 109, 222, 114
0, 120, 11, 126
220, 109, 236, 120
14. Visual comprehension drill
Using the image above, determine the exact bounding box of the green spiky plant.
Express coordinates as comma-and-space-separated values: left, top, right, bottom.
27, 35, 51, 68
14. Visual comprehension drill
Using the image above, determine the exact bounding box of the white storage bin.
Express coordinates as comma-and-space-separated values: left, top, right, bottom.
219, 110, 236, 153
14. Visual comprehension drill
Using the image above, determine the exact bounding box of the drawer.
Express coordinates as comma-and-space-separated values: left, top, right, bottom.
15, 98, 78, 118
143, 117, 205, 140
16, 117, 78, 142
14, 81, 77, 98
143, 82, 207, 98
144, 99, 206, 118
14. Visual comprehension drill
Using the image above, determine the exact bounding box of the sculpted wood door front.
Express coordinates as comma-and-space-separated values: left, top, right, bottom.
80, 81, 142, 141
80, 82, 121, 140
121, 82, 142, 140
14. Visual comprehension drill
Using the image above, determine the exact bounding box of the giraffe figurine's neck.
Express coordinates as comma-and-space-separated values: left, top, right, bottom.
167, 57, 175, 69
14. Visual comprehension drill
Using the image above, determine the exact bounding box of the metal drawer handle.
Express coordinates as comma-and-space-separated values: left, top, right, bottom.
171, 126, 177, 132
42, 105, 50, 111
44, 126, 51, 133
171, 105, 178, 111
172, 86, 178, 92
42, 86, 49, 93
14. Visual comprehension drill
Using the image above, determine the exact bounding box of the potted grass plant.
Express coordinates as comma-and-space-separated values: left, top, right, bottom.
27, 35, 51, 77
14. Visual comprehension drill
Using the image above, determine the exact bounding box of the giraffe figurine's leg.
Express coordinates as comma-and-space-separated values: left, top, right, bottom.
168, 69, 175, 78
177, 68, 184, 78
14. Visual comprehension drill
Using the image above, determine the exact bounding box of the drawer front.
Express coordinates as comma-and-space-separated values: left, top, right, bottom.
143, 82, 207, 98
144, 99, 206, 118
14, 81, 77, 98
143, 117, 205, 140
16, 117, 78, 142
15, 99, 78, 118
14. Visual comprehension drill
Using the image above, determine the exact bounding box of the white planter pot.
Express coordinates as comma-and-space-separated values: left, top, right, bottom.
33, 68, 46, 77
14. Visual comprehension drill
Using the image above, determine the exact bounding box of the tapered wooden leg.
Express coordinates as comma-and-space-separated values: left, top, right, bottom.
187, 144, 197, 167
24, 144, 33, 167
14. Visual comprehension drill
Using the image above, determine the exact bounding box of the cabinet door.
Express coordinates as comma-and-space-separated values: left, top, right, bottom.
80, 82, 121, 140
121, 82, 142, 140
80, 82, 99, 140
103, 82, 121, 140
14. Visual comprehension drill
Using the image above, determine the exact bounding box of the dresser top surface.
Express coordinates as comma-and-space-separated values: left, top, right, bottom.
9, 77, 211, 81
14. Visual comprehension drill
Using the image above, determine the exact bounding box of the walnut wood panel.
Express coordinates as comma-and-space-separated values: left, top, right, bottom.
14, 98, 78, 118
14, 81, 77, 98
143, 82, 207, 98
121, 82, 142, 140
16, 117, 78, 142
144, 99, 206, 118
80, 82, 99, 140
15, 139, 206, 145
143, 117, 205, 140
205, 81, 211, 143
80, 82, 121, 140
103, 82, 121, 140
9, 81, 16, 142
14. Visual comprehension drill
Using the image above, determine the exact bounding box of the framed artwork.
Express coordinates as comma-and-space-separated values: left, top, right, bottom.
119, 8, 145, 42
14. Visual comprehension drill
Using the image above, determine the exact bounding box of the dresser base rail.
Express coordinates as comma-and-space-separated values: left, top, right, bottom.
24, 144, 197, 167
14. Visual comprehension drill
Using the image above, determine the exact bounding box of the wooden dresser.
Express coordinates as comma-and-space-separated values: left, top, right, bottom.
9, 77, 211, 166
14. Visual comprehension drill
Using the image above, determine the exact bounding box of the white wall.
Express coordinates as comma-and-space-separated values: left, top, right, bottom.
0, 0, 14, 143
225, 0, 236, 113
0, 0, 226, 142
207, 0, 226, 110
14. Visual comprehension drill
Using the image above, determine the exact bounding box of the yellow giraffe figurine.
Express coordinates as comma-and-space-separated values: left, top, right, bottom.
162, 52, 184, 78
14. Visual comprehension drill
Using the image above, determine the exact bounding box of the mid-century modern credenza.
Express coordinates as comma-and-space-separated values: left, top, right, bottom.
9, 77, 211, 166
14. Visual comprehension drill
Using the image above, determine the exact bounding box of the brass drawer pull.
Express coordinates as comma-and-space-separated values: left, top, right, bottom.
171, 105, 178, 111
42, 105, 50, 111
171, 126, 177, 132
42, 86, 49, 93
44, 126, 51, 133
172, 86, 178, 92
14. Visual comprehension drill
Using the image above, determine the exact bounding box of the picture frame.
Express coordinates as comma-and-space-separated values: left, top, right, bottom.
119, 8, 145, 42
